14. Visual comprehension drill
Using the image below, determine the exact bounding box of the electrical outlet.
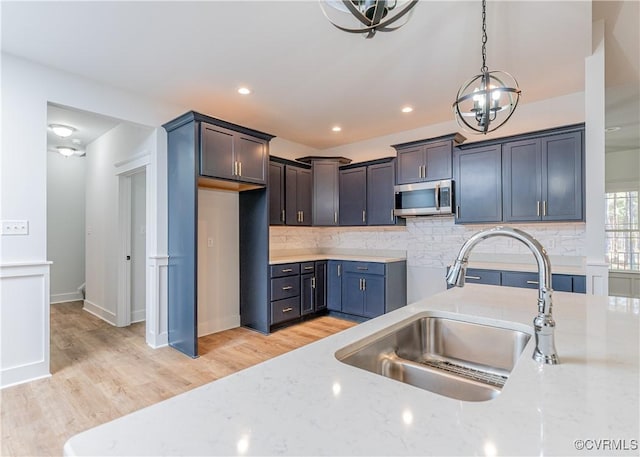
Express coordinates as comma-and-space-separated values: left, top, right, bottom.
1, 220, 29, 235
207, 238, 214, 248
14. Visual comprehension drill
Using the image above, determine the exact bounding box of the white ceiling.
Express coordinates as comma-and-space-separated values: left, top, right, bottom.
47, 104, 121, 155
2, 1, 638, 152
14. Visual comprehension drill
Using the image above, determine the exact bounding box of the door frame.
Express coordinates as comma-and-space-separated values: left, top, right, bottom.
115, 152, 150, 327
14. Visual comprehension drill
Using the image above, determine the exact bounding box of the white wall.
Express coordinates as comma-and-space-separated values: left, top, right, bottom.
606, 149, 640, 192
270, 137, 320, 161
197, 188, 240, 336
0, 53, 184, 387
47, 151, 86, 303
83, 123, 153, 324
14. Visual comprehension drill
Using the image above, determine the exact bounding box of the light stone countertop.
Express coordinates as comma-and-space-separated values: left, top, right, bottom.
269, 254, 406, 265
64, 286, 639, 456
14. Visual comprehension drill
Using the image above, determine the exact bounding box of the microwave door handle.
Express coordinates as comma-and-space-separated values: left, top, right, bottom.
434, 183, 440, 210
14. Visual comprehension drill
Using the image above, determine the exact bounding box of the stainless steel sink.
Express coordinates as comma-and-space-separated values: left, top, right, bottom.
336, 313, 532, 401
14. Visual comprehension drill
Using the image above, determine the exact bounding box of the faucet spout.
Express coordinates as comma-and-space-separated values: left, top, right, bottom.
446, 226, 559, 365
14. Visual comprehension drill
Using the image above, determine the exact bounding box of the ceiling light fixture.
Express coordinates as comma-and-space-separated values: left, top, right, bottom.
319, 0, 418, 39
452, 0, 521, 134
49, 124, 76, 138
56, 146, 77, 157
238, 87, 251, 95
332, 126, 342, 132
401, 106, 413, 113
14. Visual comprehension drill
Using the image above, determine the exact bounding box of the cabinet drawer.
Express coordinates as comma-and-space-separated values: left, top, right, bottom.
501, 271, 539, 289
464, 268, 501, 286
270, 263, 300, 278
271, 297, 300, 325
572, 275, 586, 294
343, 262, 385, 275
300, 262, 315, 274
271, 276, 300, 301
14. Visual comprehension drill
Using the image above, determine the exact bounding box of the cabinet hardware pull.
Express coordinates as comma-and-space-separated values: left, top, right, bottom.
542, 200, 547, 217
456, 205, 460, 219
311, 277, 316, 289
418, 165, 422, 179
300, 211, 304, 222
465, 275, 481, 280
362, 210, 366, 223
423, 165, 427, 179
282, 307, 293, 313
281, 209, 285, 222
362, 278, 366, 290
391, 209, 394, 222
357, 266, 368, 270
281, 268, 293, 273
304, 266, 313, 270
282, 286, 293, 290
359, 278, 363, 290
526, 280, 539, 285
233, 161, 238, 176
334, 212, 337, 224
337, 265, 341, 276
536, 201, 540, 216
238, 161, 242, 176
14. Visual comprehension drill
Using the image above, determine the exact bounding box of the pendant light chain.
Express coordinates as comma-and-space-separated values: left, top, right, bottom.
481, 0, 488, 73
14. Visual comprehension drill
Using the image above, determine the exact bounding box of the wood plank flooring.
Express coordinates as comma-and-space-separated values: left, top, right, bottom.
0, 301, 356, 456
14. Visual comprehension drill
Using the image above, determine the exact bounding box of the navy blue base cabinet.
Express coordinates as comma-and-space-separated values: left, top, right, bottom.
447, 267, 586, 294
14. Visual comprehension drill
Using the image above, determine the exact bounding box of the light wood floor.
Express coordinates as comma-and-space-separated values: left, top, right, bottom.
0, 302, 356, 456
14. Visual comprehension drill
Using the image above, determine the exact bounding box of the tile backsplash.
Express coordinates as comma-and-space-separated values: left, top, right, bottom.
269, 217, 586, 269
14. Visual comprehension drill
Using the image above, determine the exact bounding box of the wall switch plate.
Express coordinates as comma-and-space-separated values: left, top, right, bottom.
1, 220, 29, 235
207, 238, 214, 248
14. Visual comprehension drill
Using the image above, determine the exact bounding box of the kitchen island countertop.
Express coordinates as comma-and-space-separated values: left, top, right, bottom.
64, 286, 639, 456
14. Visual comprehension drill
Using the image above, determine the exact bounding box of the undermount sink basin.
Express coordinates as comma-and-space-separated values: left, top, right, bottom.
335, 313, 532, 402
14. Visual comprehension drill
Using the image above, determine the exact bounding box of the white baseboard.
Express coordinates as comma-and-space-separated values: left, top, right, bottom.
50, 291, 83, 304
131, 308, 146, 323
1, 368, 51, 390
83, 300, 117, 325
198, 315, 240, 337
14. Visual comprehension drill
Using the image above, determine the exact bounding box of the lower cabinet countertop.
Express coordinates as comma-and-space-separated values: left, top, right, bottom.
269, 254, 406, 264
64, 286, 639, 456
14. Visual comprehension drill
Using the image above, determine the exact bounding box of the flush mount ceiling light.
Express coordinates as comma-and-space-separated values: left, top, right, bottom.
319, 0, 418, 39
56, 146, 77, 157
452, 0, 521, 134
49, 124, 76, 138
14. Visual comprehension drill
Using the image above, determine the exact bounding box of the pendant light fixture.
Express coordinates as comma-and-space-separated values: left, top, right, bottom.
453, 0, 521, 134
319, 0, 418, 38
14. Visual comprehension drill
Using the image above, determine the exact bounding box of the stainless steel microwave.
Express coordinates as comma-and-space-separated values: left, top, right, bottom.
393, 179, 454, 217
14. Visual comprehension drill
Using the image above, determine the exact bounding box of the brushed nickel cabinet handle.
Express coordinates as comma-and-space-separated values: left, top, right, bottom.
281, 209, 285, 222
391, 209, 394, 222
456, 205, 460, 219
536, 201, 540, 216
359, 278, 363, 290
282, 285, 293, 291
423, 164, 427, 179
281, 268, 293, 273
300, 211, 304, 222
238, 161, 242, 176
282, 307, 293, 313
311, 277, 316, 289
304, 266, 313, 270
542, 200, 547, 217
362, 278, 366, 290
337, 265, 341, 276
357, 266, 368, 270
526, 280, 539, 285
233, 161, 238, 176
334, 212, 337, 224
362, 210, 366, 223
465, 275, 481, 280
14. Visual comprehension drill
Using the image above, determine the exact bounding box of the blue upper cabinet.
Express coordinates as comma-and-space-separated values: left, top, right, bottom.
453, 144, 502, 224
504, 127, 584, 222
201, 121, 267, 185
367, 161, 398, 226
393, 133, 466, 185
339, 167, 367, 226
311, 160, 342, 226
269, 161, 285, 225
285, 165, 312, 226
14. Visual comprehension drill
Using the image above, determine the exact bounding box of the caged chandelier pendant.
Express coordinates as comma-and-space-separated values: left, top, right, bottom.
319, 0, 418, 39
453, 0, 521, 134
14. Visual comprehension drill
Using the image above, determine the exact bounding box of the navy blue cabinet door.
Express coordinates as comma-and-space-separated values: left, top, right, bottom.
285, 166, 299, 225
313, 161, 339, 225
168, 122, 198, 358
200, 123, 235, 180
300, 273, 314, 315
503, 138, 542, 222
453, 145, 502, 223
327, 261, 343, 311
362, 275, 385, 318
367, 162, 396, 225
297, 169, 312, 226
286, 166, 312, 226
315, 261, 327, 311
269, 161, 285, 225
340, 167, 367, 226
424, 141, 453, 181
396, 146, 423, 184
542, 131, 583, 221
235, 135, 267, 184
342, 272, 365, 316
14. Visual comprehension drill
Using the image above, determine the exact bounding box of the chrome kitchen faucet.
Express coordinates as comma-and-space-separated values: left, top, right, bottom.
446, 226, 559, 365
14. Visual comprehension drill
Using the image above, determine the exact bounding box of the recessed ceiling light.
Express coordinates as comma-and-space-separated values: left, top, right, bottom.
332, 126, 342, 132
238, 87, 251, 95
56, 146, 77, 157
604, 126, 621, 133
49, 124, 76, 138
401, 106, 413, 113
